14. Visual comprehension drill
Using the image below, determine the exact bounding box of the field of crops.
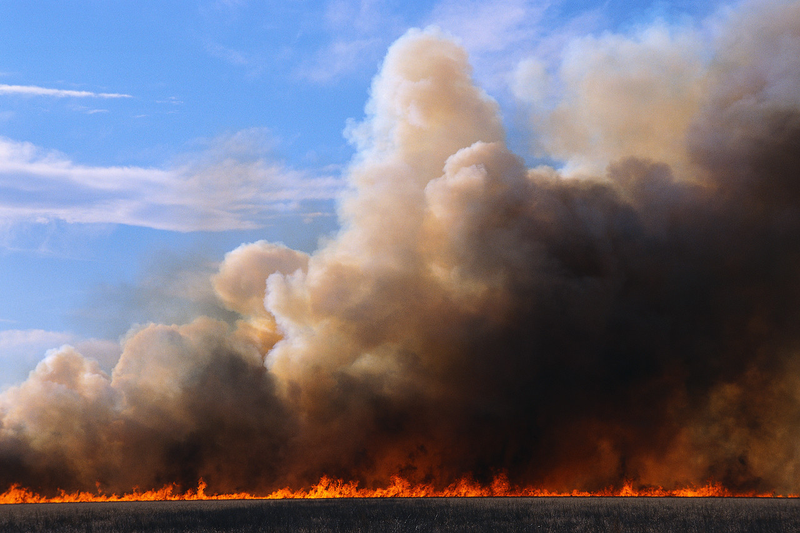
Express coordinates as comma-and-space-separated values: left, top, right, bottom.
1, 497, 798, 532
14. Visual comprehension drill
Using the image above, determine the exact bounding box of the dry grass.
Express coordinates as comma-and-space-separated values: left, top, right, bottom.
0, 497, 798, 532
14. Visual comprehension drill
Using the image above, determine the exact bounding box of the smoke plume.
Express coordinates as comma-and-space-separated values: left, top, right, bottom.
3, 0, 800, 495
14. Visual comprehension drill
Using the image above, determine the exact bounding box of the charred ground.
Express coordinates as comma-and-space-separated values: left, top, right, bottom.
2, 498, 800, 533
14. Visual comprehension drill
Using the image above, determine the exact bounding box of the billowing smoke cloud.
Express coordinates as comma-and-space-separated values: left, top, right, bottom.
2, 0, 800, 495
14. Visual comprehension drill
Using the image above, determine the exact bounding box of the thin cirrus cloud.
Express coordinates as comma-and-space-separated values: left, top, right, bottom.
297, 38, 384, 83
205, 42, 250, 66
0, 133, 343, 233
428, 0, 547, 54
0, 84, 132, 99
294, 0, 405, 82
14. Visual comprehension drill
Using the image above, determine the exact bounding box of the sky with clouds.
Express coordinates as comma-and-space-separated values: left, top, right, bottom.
0, 0, 728, 387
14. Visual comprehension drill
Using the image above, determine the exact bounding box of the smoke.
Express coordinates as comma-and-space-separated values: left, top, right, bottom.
3, 0, 800, 495
514, 21, 707, 177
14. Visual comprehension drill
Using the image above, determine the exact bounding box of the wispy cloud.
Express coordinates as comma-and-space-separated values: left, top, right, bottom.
294, 0, 403, 83
324, 0, 389, 34
156, 96, 184, 105
0, 130, 343, 232
424, 0, 605, 92
297, 38, 383, 82
429, 0, 549, 54
206, 42, 250, 66
0, 84, 132, 99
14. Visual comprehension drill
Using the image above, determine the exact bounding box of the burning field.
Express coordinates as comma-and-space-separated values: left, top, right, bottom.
2, 0, 800, 504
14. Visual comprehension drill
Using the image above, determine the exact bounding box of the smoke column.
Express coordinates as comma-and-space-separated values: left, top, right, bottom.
2, 0, 800, 495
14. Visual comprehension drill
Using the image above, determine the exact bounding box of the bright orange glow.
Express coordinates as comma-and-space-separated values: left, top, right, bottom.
0, 476, 796, 504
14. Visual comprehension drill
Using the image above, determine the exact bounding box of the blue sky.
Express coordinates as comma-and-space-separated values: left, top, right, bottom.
0, 0, 728, 386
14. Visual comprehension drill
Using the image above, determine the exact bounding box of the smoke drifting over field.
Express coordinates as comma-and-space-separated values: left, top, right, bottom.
3, 0, 800, 496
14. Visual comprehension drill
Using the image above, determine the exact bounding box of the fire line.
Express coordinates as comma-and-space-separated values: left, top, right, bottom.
1, 476, 795, 504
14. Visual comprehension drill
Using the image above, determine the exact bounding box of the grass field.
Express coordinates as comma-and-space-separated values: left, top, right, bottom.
0, 497, 798, 532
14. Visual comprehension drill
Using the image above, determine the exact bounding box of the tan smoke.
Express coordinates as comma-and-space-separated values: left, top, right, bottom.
213, 241, 309, 318
516, 22, 706, 177
2, 0, 800, 495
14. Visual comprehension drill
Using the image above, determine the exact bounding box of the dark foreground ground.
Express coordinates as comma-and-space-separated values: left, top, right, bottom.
1, 497, 799, 532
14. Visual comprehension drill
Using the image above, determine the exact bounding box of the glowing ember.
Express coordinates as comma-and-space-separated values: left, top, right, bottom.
1, 476, 795, 504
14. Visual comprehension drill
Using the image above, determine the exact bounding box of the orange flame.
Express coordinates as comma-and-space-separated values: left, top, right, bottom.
1, 476, 796, 504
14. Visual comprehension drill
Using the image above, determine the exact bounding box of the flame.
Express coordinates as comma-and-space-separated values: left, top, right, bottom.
1, 475, 796, 504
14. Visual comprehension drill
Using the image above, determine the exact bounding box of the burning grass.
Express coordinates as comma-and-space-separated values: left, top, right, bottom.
1, 475, 796, 504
